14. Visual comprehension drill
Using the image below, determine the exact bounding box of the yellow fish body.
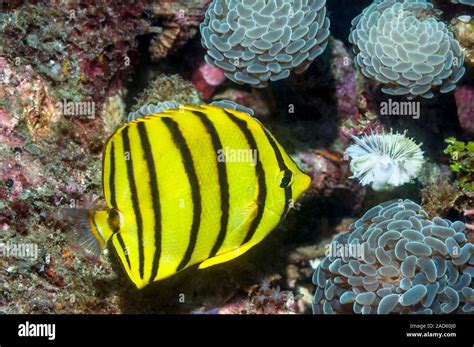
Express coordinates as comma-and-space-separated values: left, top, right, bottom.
75, 105, 310, 288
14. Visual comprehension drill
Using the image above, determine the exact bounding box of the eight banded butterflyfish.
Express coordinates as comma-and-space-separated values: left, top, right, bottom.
67, 105, 311, 288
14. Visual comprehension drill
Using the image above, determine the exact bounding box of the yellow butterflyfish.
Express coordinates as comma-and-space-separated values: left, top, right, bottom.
67, 105, 311, 288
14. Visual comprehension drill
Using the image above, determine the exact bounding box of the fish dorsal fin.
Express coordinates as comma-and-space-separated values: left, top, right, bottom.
127, 100, 255, 122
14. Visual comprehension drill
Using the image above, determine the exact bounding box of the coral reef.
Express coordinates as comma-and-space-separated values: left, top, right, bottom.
349, 0, 466, 99
194, 275, 300, 314
101, 91, 127, 135
312, 199, 473, 314
200, 0, 330, 87
148, 0, 211, 61
0, 117, 112, 313
0, 57, 60, 137
0, 1, 149, 106
191, 61, 226, 100
346, 131, 425, 191
0, 0, 471, 316
455, 85, 474, 135
0, 68, 207, 313
130, 74, 202, 114
212, 88, 275, 119
451, 15, 474, 66
421, 177, 464, 218
128, 101, 182, 122
296, 149, 366, 211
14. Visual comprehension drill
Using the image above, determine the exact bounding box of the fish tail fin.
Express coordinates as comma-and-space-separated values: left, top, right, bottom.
57, 208, 110, 260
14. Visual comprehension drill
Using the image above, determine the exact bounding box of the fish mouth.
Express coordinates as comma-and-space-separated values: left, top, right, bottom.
293, 172, 312, 201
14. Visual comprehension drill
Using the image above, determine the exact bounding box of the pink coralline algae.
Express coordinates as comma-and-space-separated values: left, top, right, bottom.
331, 39, 359, 120
192, 61, 225, 100
455, 85, 474, 136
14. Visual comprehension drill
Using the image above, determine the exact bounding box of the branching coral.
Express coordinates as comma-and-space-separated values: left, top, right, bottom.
200, 0, 330, 87
346, 131, 424, 191
312, 199, 473, 314
349, 0, 466, 99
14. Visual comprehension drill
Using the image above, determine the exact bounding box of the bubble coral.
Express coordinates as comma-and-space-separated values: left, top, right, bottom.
450, 0, 474, 5
346, 131, 424, 191
349, 0, 466, 99
200, 0, 330, 88
312, 199, 474, 314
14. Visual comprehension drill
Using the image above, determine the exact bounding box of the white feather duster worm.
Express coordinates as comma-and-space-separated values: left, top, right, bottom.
346, 131, 424, 191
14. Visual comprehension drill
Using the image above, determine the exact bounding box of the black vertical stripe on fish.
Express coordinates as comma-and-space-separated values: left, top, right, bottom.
262, 129, 293, 221
122, 127, 145, 280
116, 233, 132, 270
162, 117, 202, 272
223, 110, 267, 245
109, 142, 117, 208
137, 122, 162, 283
192, 111, 230, 258
109, 142, 131, 269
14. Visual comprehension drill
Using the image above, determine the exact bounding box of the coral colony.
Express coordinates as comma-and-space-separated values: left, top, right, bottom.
349, 0, 466, 99
312, 200, 473, 314
346, 131, 425, 191
200, 0, 330, 87
0, 0, 472, 315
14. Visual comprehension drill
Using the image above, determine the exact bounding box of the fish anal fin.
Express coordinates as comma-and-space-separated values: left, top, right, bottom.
198, 242, 255, 269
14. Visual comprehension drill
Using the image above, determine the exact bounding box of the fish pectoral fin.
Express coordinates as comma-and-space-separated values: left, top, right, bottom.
229, 201, 258, 233
198, 243, 255, 269
199, 185, 260, 270
229, 184, 260, 232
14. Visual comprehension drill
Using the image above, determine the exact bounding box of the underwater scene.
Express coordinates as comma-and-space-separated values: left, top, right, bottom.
0, 0, 473, 317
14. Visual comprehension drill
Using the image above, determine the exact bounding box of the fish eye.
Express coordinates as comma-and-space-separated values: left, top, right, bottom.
107, 208, 122, 233
279, 171, 293, 189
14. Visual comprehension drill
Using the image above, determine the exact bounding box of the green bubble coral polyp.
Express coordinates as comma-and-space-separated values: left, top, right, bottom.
346, 131, 425, 191
200, 0, 330, 88
349, 0, 466, 99
312, 199, 473, 314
